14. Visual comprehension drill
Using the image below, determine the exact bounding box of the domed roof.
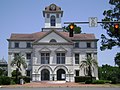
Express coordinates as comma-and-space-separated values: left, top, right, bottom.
44, 4, 61, 11
43, 4, 63, 17
0, 57, 7, 65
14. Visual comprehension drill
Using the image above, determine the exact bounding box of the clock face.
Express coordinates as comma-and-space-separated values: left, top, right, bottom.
50, 4, 56, 11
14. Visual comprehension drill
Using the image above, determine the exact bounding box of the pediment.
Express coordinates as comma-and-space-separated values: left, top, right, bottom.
34, 30, 72, 44
39, 47, 51, 52
55, 47, 67, 52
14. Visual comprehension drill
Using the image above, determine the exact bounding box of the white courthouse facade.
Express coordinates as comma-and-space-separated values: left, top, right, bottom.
7, 4, 98, 82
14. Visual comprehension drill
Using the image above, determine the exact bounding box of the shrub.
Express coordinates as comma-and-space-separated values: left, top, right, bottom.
92, 80, 105, 84
85, 80, 92, 84
11, 70, 21, 77
20, 76, 30, 83
75, 76, 96, 82
0, 76, 11, 85
111, 77, 117, 84
10, 79, 16, 85
104, 80, 111, 83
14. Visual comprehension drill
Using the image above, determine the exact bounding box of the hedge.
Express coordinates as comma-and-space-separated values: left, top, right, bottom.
92, 80, 105, 84
0, 76, 11, 85
75, 76, 96, 82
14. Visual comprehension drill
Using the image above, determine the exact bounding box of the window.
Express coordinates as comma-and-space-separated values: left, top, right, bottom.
41, 53, 50, 64
15, 42, 19, 48
87, 42, 91, 48
14, 53, 19, 57
75, 53, 79, 64
50, 15, 56, 26
75, 70, 79, 76
56, 14, 59, 18
56, 53, 65, 64
86, 53, 91, 58
50, 39, 57, 43
26, 42, 31, 48
74, 42, 79, 48
26, 53, 31, 59
47, 14, 50, 18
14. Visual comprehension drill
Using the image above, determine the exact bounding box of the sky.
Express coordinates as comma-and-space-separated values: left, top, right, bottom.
0, 0, 120, 66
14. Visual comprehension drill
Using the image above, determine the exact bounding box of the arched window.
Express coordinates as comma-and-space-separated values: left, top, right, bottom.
50, 39, 57, 43
50, 15, 56, 26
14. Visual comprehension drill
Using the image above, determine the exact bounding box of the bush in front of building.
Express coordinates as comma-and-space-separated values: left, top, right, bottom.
0, 76, 11, 85
85, 80, 92, 84
11, 70, 22, 77
75, 76, 96, 82
92, 80, 105, 84
20, 76, 30, 83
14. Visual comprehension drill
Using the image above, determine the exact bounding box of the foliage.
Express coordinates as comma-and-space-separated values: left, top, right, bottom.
100, 0, 120, 67
92, 80, 105, 84
11, 54, 27, 84
98, 64, 120, 83
0, 68, 7, 76
0, 76, 11, 85
63, 23, 82, 34
75, 76, 90, 82
114, 52, 120, 67
80, 55, 98, 82
20, 76, 30, 83
11, 70, 21, 77
11, 54, 27, 70
85, 80, 92, 84
0, 69, 4, 76
75, 76, 96, 82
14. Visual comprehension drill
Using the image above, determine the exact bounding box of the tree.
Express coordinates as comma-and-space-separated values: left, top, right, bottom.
63, 23, 82, 34
100, 0, 120, 66
98, 64, 120, 83
11, 54, 27, 83
80, 55, 98, 82
115, 52, 120, 68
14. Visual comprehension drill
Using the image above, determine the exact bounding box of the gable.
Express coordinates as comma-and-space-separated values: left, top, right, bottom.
35, 31, 71, 43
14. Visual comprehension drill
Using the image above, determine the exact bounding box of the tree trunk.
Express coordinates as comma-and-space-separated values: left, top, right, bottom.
88, 66, 92, 83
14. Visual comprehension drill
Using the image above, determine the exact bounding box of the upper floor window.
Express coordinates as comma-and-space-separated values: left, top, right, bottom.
50, 15, 56, 26
56, 53, 65, 64
50, 39, 57, 43
15, 42, 19, 48
26, 42, 31, 48
26, 53, 31, 59
87, 42, 91, 48
75, 53, 79, 64
41, 53, 50, 64
74, 42, 79, 48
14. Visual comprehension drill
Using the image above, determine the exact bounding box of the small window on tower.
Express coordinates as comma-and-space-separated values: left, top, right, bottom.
50, 15, 56, 26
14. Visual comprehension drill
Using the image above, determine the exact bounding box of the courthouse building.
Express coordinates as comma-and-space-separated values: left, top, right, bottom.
7, 4, 98, 82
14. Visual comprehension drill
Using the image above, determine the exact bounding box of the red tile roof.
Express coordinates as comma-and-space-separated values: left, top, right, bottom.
8, 31, 97, 41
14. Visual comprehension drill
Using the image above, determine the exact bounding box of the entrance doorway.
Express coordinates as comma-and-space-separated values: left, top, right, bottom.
57, 69, 66, 80
41, 69, 50, 81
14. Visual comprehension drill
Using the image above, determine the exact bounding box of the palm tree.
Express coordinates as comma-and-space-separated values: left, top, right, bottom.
80, 55, 98, 82
11, 54, 27, 83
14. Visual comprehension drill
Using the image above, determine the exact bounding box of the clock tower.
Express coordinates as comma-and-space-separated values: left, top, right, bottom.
42, 4, 63, 31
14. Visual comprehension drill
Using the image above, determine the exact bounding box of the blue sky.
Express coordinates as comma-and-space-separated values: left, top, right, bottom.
0, 0, 120, 66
